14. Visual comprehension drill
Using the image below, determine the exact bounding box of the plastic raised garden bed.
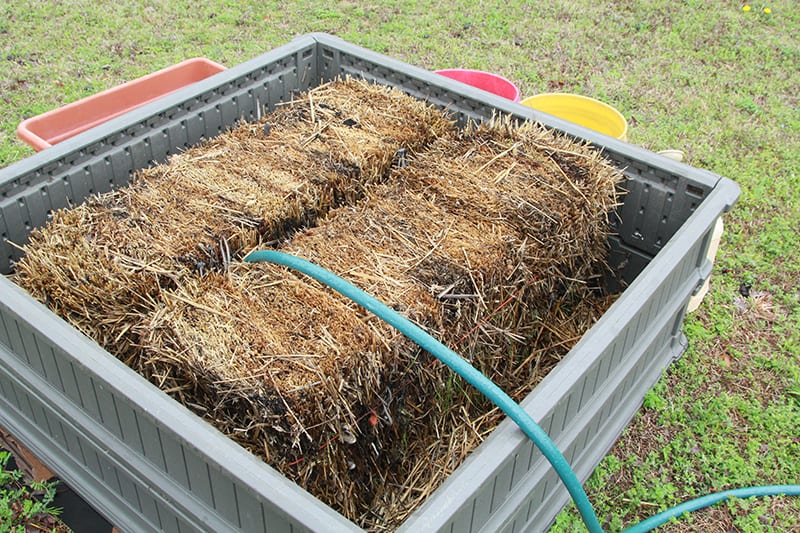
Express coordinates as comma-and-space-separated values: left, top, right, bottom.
0, 34, 739, 532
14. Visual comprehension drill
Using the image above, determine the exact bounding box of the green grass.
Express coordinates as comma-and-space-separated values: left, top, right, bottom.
0, 451, 65, 533
1, 1, 798, 531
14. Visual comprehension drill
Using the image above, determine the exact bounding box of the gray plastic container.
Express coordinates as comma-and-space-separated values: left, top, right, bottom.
0, 34, 739, 532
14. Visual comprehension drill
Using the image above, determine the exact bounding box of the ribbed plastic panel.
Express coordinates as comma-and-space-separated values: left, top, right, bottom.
0, 33, 739, 532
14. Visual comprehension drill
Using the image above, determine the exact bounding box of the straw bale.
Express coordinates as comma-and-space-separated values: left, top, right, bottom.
139, 262, 384, 455
13, 204, 161, 360
14, 78, 453, 360
138, 260, 433, 521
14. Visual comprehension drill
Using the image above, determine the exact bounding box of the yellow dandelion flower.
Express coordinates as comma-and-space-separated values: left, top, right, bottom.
763, 7, 771, 14
742, 4, 751, 11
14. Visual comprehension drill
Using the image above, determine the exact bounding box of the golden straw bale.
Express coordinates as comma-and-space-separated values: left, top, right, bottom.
15, 201, 162, 360
139, 262, 382, 450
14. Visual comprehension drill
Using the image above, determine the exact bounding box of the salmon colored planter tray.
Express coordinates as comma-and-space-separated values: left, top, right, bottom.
16, 57, 226, 151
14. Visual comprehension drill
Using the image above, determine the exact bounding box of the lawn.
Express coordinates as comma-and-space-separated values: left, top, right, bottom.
1, 1, 798, 531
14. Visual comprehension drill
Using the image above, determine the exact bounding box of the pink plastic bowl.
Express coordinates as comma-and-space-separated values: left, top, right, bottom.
435, 69, 521, 102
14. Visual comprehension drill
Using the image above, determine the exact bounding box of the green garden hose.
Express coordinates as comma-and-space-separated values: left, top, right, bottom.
245, 250, 800, 532
622, 485, 800, 532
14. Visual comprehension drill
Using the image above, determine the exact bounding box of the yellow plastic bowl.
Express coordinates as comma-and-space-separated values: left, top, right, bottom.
521, 93, 628, 141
